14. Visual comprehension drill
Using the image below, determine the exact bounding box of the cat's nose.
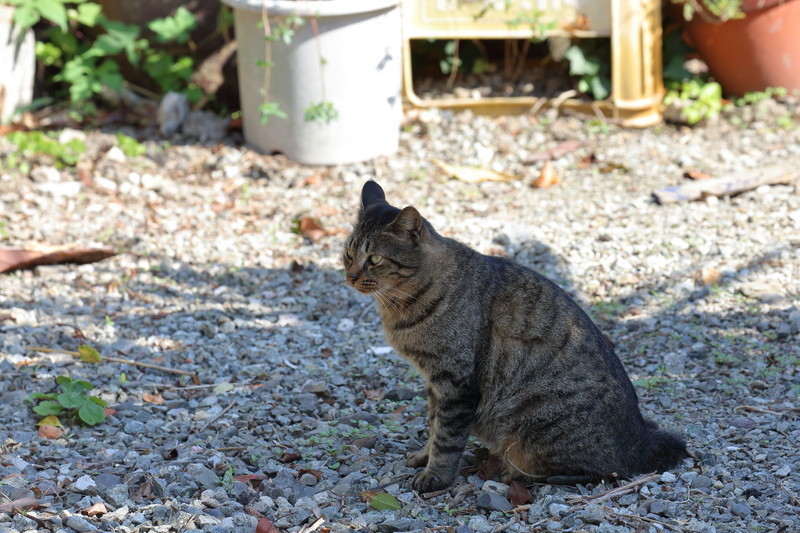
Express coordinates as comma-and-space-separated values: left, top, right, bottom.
346, 272, 359, 285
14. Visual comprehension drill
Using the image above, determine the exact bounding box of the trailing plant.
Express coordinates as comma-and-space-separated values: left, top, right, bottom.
27, 375, 107, 427
257, 12, 338, 125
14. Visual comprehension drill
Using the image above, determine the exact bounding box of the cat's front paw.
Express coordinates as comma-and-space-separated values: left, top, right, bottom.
411, 469, 450, 493
406, 449, 429, 468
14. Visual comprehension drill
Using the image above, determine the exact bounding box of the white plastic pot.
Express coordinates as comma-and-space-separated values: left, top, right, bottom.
221, 0, 402, 165
0, 5, 35, 124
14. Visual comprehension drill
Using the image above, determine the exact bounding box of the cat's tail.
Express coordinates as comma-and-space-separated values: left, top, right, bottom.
638, 420, 690, 473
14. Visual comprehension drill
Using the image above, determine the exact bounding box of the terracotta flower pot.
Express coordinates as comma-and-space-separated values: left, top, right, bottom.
682, 0, 800, 96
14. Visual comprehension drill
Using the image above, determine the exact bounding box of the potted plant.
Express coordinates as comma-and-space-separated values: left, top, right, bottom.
220, 0, 402, 165
671, 0, 800, 96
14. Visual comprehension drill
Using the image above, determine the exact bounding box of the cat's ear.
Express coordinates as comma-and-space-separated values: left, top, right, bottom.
361, 180, 386, 210
388, 206, 423, 241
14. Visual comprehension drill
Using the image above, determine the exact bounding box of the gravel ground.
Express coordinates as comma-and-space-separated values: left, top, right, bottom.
1, 101, 799, 533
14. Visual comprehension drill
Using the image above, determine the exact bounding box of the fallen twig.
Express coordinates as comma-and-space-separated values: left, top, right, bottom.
652, 162, 799, 204
780, 481, 800, 506
734, 405, 784, 416
194, 401, 236, 434
26, 346, 200, 385
567, 473, 659, 505
298, 517, 325, 533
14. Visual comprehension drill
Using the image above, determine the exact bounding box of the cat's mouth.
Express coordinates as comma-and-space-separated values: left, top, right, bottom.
348, 277, 378, 294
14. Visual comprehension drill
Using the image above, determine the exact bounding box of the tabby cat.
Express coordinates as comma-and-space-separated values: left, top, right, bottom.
343, 181, 688, 493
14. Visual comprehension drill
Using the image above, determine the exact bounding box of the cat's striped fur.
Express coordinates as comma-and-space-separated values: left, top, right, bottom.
344, 181, 688, 492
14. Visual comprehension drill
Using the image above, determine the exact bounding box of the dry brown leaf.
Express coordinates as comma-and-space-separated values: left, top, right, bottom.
305, 174, 323, 186
190, 40, 238, 98
696, 267, 721, 286
0, 244, 117, 274
142, 393, 165, 405
508, 480, 534, 507
560, 13, 592, 32
233, 473, 268, 484
104, 407, 117, 417
298, 217, 327, 243
84, 502, 108, 516
38, 425, 64, 440
279, 452, 302, 464
298, 468, 323, 481
0, 497, 40, 513
256, 516, 280, 533
684, 170, 713, 180
532, 161, 561, 188
432, 158, 520, 183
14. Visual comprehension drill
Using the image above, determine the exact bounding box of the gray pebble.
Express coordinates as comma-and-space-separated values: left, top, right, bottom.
65, 515, 97, 532
476, 491, 512, 512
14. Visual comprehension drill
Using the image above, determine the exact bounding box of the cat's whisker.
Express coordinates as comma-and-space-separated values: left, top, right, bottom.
375, 288, 407, 318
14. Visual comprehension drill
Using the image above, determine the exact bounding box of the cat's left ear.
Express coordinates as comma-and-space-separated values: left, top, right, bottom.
388, 206, 424, 242
361, 180, 386, 210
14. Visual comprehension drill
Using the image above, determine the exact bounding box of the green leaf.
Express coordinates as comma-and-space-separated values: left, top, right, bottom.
56, 391, 85, 409
55, 376, 74, 386
12, 4, 40, 31
37, 415, 63, 427
74, 380, 94, 391
369, 492, 402, 511
89, 395, 107, 407
95, 58, 124, 92
33, 401, 64, 416
259, 102, 287, 125
36, 0, 69, 31
78, 400, 106, 425
27, 392, 57, 402
95, 19, 142, 64
75, 2, 102, 26
589, 75, 610, 101
565, 46, 598, 76
78, 344, 102, 363
148, 6, 196, 44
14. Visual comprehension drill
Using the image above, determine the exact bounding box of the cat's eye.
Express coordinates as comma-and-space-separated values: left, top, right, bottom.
369, 254, 383, 265
344, 249, 353, 262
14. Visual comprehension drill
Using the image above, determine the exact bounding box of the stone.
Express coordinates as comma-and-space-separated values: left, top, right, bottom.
660, 471, 677, 483
467, 515, 493, 533
482, 480, 510, 494
476, 491, 513, 512
649, 500, 667, 515
378, 518, 425, 533
740, 280, 784, 303
691, 475, 714, 489
730, 502, 751, 518
30, 166, 61, 183
186, 464, 219, 488
548, 502, 571, 516
298, 473, 318, 486
65, 515, 97, 532
774, 465, 791, 477
581, 503, 605, 524
73, 475, 97, 492
384, 387, 417, 402
789, 310, 800, 334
